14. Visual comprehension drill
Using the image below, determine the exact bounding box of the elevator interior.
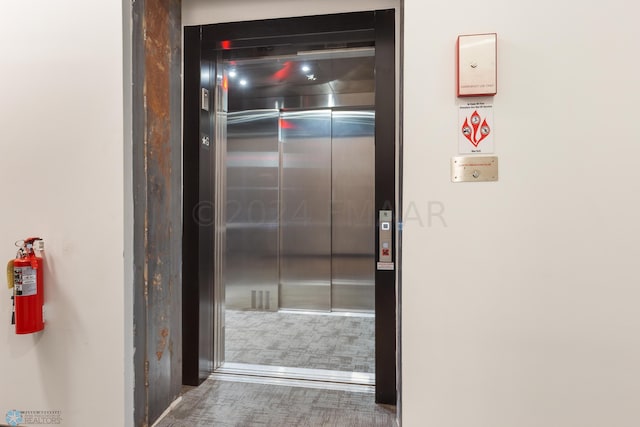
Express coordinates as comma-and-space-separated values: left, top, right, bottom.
215, 41, 377, 380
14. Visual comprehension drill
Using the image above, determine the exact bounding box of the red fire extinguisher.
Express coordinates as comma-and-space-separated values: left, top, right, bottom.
6, 237, 45, 334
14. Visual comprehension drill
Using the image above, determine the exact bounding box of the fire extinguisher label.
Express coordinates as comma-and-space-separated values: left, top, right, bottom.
14, 266, 37, 296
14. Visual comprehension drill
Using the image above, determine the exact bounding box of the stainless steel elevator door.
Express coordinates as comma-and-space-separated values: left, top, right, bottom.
225, 109, 374, 313
226, 110, 280, 311
331, 110, 375, 311
279, 110, 333, 311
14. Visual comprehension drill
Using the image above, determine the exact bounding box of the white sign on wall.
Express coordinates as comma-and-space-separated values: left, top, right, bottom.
459, 103, 494, 154
457, 33, 497, 97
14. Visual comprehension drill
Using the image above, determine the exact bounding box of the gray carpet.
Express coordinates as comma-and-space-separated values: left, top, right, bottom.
224, 310, 375, 373
155, 380, 396, 427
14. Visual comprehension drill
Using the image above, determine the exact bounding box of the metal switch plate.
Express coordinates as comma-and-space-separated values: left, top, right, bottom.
201, 88, 210, 111
451, 156, 498, 182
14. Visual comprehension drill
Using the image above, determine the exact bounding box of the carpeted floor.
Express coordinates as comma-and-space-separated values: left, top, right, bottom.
154, 379, 396, 427
224, 310, 375, 373
154, 311, 389, 427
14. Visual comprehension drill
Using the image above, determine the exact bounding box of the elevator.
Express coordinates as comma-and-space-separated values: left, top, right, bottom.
217, 41, 378, 384
183, 10, 398, 403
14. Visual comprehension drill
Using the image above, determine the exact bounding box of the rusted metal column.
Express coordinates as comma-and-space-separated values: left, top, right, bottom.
132, 0, 182, 425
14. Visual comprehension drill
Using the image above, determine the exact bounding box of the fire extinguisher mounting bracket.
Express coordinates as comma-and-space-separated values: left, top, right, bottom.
16, 238, 44, 252
6, 260, 14, 289
33, 240, 44, 252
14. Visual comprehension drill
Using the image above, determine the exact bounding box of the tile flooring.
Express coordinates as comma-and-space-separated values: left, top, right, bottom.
224, 310, 375, 373
155, 310, 391, 427
154, 378, 397, 427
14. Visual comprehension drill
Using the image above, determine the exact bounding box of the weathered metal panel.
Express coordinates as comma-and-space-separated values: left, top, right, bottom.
132, 0, 182, 425
167, 0, 183, 406
131, 0, 148, 425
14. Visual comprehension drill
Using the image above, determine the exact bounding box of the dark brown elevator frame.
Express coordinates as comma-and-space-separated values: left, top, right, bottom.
182, 10, 397, 404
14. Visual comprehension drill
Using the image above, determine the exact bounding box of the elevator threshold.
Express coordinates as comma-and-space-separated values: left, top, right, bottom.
214, 362, 375, 393
277, 309, 375, 318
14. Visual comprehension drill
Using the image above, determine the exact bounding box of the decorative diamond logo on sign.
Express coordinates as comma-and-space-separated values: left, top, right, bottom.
459, 103, 494, 154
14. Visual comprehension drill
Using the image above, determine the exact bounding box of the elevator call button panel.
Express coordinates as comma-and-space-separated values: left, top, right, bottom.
379, 210, 393, 263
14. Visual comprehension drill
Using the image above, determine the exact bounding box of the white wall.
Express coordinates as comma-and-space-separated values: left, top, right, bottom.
0, 2, 130, 427
183, 1, 640, 427
402, 1, 640, 426
183, 0, 397, 25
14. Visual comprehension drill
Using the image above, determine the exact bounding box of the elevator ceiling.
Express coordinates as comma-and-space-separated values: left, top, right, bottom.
225, 47, 375, 111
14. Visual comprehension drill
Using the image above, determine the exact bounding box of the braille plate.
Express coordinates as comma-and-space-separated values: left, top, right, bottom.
451, 155, 498, 182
